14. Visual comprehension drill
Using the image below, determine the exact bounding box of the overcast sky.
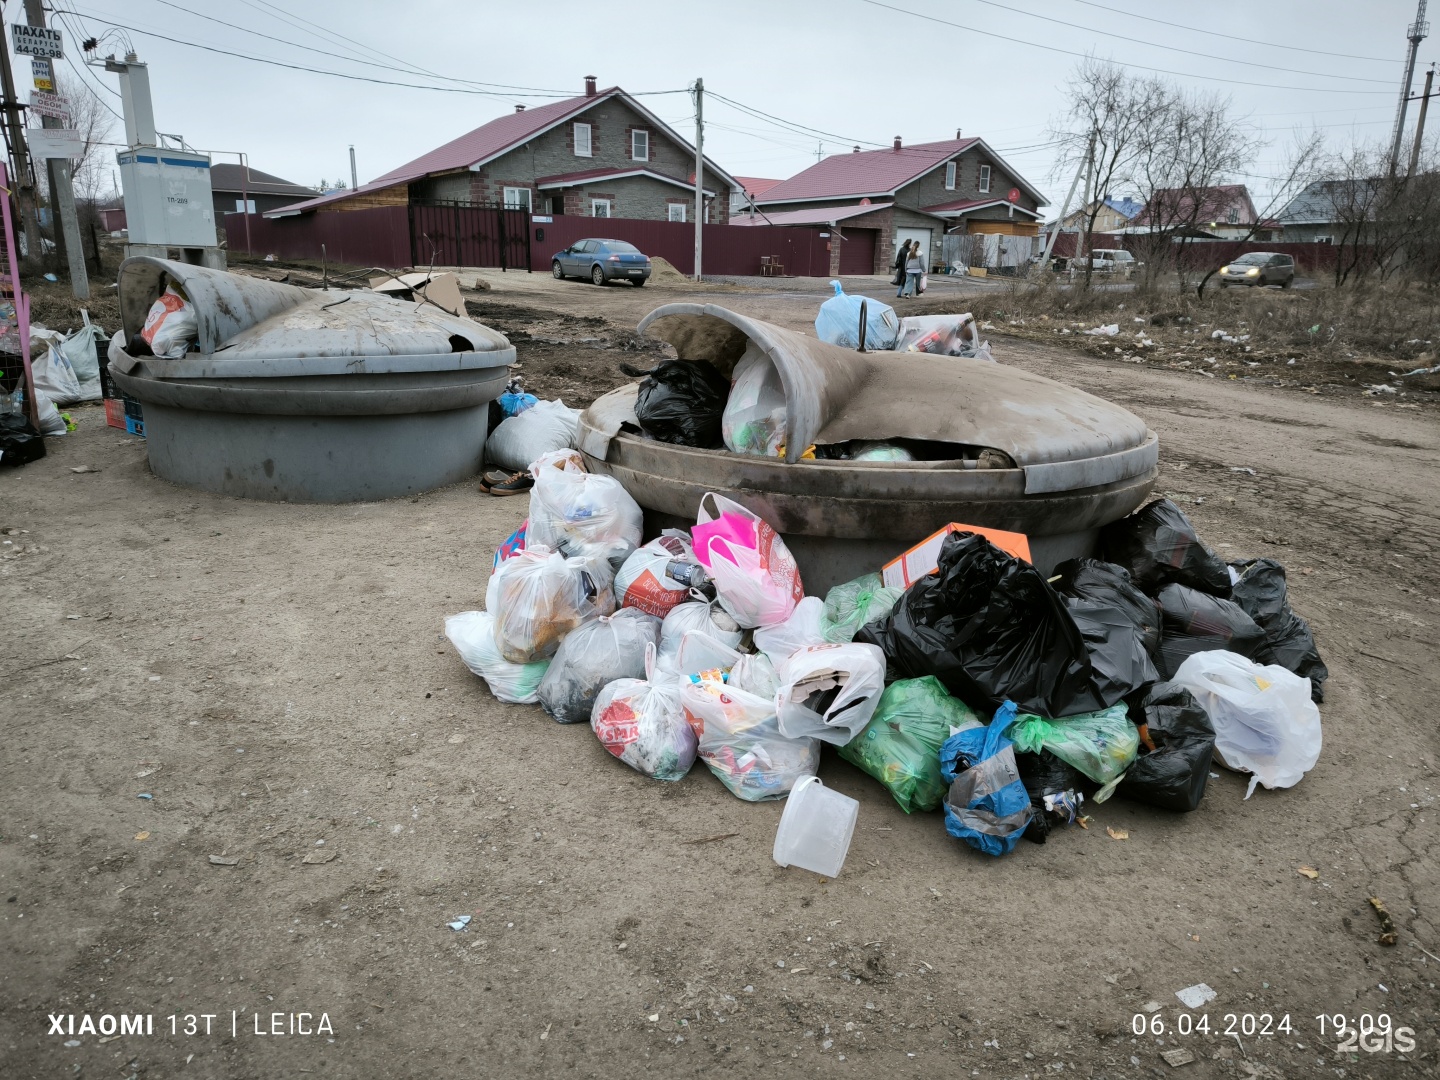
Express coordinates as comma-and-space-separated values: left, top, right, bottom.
14, 0, 1433, 214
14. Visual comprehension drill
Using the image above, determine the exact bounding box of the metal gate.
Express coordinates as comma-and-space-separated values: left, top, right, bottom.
409, 202, 531, 270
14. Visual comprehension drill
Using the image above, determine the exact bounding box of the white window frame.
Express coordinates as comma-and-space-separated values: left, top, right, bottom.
591, 198, 611, 218
574, 122, 592, 158
503, 186, 532, 211
978, 165, 991, 193
1227, 206, 1240, 224
667, 202, 686, 223
1315, 235, 1333, 245
631, 129, 649, 162
235, 198, 256, 214
944, 161, 956, 190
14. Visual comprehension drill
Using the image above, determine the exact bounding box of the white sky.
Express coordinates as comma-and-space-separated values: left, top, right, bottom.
14, 0, 1433, 215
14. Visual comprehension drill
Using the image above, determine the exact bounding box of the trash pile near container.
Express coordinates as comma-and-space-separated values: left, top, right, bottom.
815, 281, 993, 361
448, 444, 1327, 871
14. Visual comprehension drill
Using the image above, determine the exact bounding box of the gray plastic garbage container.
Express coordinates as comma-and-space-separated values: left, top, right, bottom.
108, 257, 514, 502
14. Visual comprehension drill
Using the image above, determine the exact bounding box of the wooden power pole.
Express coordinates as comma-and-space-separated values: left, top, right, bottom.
0, 9, 43, 262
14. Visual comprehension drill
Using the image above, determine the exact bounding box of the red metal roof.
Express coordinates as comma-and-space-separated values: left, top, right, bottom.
756, 139, 977, 204
734, 175, 781, 199
730, 202, 891, 226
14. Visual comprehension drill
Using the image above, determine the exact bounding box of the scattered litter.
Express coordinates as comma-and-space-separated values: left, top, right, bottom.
1296, 866, 1319, 880
68, 464, 100, 474
446, 915, 472, 932
207, 855, 238, 867
136, 793, 152, 800
1174, 983, 1216, 1009
134, 831, 150, 841
1084, 324, 1119, 337
1228, 467, 1256, 476
683, 832, 739, 845
1369, 897, 1398, 946
1161, 1048, 1196, 1067
773, 776, 858, 878
1105, 826, 1130, 841
302, 850, 337, 865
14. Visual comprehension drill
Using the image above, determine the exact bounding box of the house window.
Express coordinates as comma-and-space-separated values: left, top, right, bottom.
944, 161, 956, 190
1227, 207, 1239, 224
592, 199, 611, 218
574, 122, 592, 158
235, 198, 256, 214
978, 165, 991, 193
1315, 235, 1333, 245
631, 129, 649, 161
503, 186, 532, 211
667, 202, 686, 223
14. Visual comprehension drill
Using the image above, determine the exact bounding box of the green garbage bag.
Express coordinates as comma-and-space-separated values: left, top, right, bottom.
820, 572, 904, 644
1007, 704, 1138, 785
839, 676, 982, 812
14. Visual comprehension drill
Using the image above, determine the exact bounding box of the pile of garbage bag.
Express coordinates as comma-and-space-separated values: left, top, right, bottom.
445, 469, 1328, 863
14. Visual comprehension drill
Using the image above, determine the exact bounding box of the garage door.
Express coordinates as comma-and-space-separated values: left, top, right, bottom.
894, 227, 933, 267
838, 227, 877, 275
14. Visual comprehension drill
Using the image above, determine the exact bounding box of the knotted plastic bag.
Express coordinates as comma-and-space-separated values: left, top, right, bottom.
1007, 703, 1139, 786
1115, 680, 1216, 812
537, 608, 662, 724
722, 344, 788, 457
682, 678, 819, 802
1155, 583, 1267, 679
629, 359, 731, 448
489, 545, 616, 663
1228, 558, 1329, 702
1098, 499, 1232, 596
819, 573, 903, 644
527, 449, 642, 567
753, 595, 826, 663
656, 597, 743, 672
140, 284, 198, 359
444, 610, 550, 704
615, 531, 707, 618
774, 642, 887, 746
814, 280, 899, 349
938, 702, 1033, 858
691, 492, 803, 629
591, 644, 696, 782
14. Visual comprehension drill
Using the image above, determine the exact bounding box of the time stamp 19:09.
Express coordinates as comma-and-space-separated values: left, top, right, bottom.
1132, 1012, 1418, 1055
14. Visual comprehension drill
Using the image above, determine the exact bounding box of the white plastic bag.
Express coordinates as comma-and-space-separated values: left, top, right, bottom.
487, 399, 580, 472
722, 344, 787, 457
445, 610, 550, 704
31, 344, 84, 405
528, 449, 643, 567
60, 323, 105, 397
591, 644, 696, 782
815, 280, 898, 349
657, 597, 743, 672
681, 678, 820, 801
35, 391, 67, 436
675, 629, 743, 677
730, 651, 780, 698
691, 492, 804, 629
537, 608, 661, 724
140, 284, 198, 358
489, 545, 617, 663
615, 531, 704, 618
775, 642, 887, 746
753, 595, 826, 664
1172, 650, 1322, 798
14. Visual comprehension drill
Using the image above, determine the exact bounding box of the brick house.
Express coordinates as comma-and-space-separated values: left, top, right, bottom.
1133, 184, 1261, 239
211, 164, 317, 218
266, 77, 735, 224
736, 135, 1046, 275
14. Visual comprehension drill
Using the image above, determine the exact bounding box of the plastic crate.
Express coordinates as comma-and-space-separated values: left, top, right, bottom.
124, 413, 145, 438
104, 397, 125, 429
96, 337, 119, 400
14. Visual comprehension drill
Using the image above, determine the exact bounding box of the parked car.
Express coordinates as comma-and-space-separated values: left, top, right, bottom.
551, 239, 651, 286
1218, 252, 1294, 288
1071, 248, 1140, 276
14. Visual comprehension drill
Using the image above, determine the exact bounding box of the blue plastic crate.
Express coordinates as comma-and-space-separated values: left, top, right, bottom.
124, 414, 145, 438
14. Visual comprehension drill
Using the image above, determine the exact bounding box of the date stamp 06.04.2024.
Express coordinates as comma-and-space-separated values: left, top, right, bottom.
1131, 1010, 1419, 1057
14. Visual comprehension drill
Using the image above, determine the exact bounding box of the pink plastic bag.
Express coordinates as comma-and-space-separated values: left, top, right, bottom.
691, 493, 803, 629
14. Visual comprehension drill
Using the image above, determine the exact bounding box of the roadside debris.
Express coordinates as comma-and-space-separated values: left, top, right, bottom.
1174, 983, 1217, 1009
1369, 897, 1398, 946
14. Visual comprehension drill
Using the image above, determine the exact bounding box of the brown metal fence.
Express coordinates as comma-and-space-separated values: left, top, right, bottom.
408, 202, 531, 271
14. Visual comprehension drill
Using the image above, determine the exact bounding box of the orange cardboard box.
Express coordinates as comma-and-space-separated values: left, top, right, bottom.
881, 523, 1032, 589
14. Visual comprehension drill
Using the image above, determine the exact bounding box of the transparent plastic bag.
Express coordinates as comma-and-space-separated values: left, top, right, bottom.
615, 531, 706, 618
819, 573, 903, 643
753, 595, 825, 663
675, 629, 742, 677
490, 545, 617, 663
656, 597, 743, 672
592, 645, 696, 782
774, 642, 887, 746
444, 610, 550, 704
682, 678, 820, 802
140, 284, 198, 358
721, 344, 787, 457
1172, 650, 1321, 798
892, 314, 979, 357
537, 607, 662, 724
487, 401, 580, 472
848, 441, 914, 462
527, 448, 643, 566
815, 280, 898, 349
730, 651, 780, 698
1007, 703, 1139, 786
692, 492, 804, 629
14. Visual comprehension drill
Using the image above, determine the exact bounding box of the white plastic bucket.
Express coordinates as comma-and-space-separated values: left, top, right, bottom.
772, 775, 858, 878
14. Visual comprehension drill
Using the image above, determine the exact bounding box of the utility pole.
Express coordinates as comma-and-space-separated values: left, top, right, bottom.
349, 145, 357, 190
23, 0, 87, 298
1038, 132, 1093, 274
0, 10, 42, 261
1409, 65, 1436, 178
1390, 0, 1430, 176
693, 77, 703, 282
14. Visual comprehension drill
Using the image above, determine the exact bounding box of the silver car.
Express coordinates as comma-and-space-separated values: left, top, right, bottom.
1218, 252, 1294, 288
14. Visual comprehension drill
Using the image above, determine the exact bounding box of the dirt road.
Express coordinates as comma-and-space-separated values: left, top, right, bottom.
2, 272, 1437, 1079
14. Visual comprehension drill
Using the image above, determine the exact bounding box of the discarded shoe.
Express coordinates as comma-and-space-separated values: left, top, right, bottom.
489, 471, 535, 497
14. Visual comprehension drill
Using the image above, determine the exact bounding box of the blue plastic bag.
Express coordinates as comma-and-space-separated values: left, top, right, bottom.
815, 281, 899, 350
498, 378, 538, 418
939, 701, 1033, 857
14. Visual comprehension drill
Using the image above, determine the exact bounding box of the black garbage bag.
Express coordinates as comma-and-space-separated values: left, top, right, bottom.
1015, 749, 1088, 844
1228, 558, 1329, 703
1054, 558, 1162, 712
1098, 499, 1231, 597
1116, 681, 1216, 811
623, 359, 731, 448
1154, 583, 1267, 679
0, 414, 46, 467
857, 532, 1093, 718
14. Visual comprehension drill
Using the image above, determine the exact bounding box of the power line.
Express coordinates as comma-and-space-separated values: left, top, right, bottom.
958, 0, 1395, 84
858, 0, 1397, 95
1063, 0, 1403, 65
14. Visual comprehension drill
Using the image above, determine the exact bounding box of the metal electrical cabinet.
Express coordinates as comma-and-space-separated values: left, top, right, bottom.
115, 148, 217, 249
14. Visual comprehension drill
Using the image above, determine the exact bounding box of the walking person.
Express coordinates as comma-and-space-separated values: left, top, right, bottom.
900, 241, 925, 298
891, 240, 909, 291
